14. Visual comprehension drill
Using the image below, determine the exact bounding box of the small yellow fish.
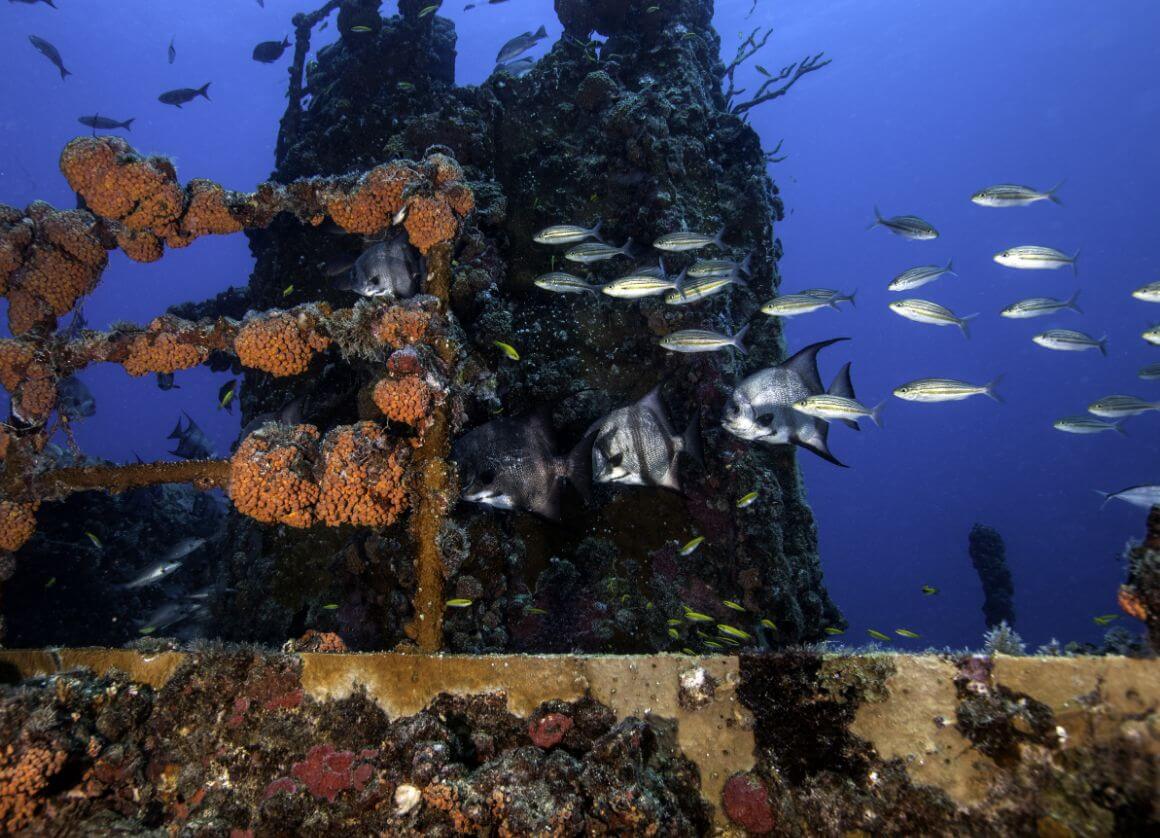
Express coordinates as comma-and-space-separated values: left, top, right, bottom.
717, 624, 752, 641
645, 601, 654, 610
525, 606, 548, 615
722, 600, 745, 612
282, 284, 294, 297
44, 577, 56, 589
667, 628, 680, 639
703, 640, 724, 649
895, 629, 920, 638
220, 389, 235, 410
683, 609, 714, 623
646, 4, 660, 10
85, 531, 102, 548
494, 340, 520, 361
867, 629, 892, 642
323, 603, 339, 610
679, 536, 704, 556
921, 585, 939, 596
350, 25, 373, 33
667, 618, 683, 627
681, 648, 696, 655
736, 491, 759, 508
760, 618, 777, 631
139, 626, 156, 635
719, 636, 741, 646
1093, 614, 1119, 626
397, 81, 415, 91
445, 598, 473, 608
823, 627, 845, 636
418, 3, 440, 16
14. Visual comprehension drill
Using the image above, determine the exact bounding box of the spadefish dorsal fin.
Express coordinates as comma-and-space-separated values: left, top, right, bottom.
781, 337, 850, 396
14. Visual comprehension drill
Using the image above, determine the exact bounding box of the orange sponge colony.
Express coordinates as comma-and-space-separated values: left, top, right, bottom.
316, 423, 409, 528
229, 424, 322, 528
228, 422, 410, 529
0, 500, 38, 553
0, 202, 109, 335
235, 309, 332, 377
122, 316, 211, 377
180, 179, 245, 240
323, 163, 414, 236
59, 137, 184, 235
372, 375, 436, 428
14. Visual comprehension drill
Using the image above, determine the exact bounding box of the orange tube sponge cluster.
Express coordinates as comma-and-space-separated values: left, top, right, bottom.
0, 202, 109, 335
121, 315, 212, 377
234, 308, 333, 377
372, 375, 436, 428
59, 137, 184, 233
401, 153, 475, 254
315, 422, 409, 527
228, 422, 410, 529
0, 500, 38, 552
0, 744, 67, 832
372, 304, 439, 349
229, 424, 322, 528
321, 162, 414, 236
0, 340, 57, 425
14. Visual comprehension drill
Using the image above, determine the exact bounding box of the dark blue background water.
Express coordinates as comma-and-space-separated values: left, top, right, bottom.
2, 0, 1157, 650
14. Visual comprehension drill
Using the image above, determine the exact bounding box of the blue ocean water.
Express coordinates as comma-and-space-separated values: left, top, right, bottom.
1, 0, 1156, 650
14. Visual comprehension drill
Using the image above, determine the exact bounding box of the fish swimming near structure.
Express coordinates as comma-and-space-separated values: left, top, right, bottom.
252, 36, 291, 63
653, 227, 728, 253
888, 260, 955, 292
168, 413, 214, 460
339, 232, 423, 298
156, 372, 180, 390
121, 559, 184, 589
496, 25, 548, 63
589, 385, 701, 491
1096, 485, 1160, 510
971, 182, 1064, 207
494, 56, 537, 77
452, 411, 591, 520
28, 34, 71, 79
867, 207, 938, 239
56, 375, 96, 420
722, 337, 854, 466
533, 220, 602, 246
159, 83, 212, 107
78, 114, 135, 134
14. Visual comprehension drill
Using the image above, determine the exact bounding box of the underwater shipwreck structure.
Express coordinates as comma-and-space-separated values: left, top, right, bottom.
0, 1, 1156, 833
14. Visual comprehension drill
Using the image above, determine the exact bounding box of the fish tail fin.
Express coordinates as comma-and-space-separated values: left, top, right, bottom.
731, 322, 750, 355
1094, 489, 1112, 510
1112, 420, 1127, 437
61, 66, 72, 80
619, 237, 635, 257
730, 271, 749, 288
1070, 248, 1080, 276
197, 82, 211, 100
844, 288, 857, 308
984, 374, 1004, 403
656, 256, 667, 278
1098, 334, 1108, 356
1046, 178, 1065, 205
282, 36, 291, 48
674, 268, 688, 298
959, 313, 979, 339
869, 401, 885, 428
713, 225, 727, 249
1065, 288, 1082, 314
945, 258, 956, 277
590, 218, 603, 242
564, 433, 594, 506
867, 205, 883, 230
738, 251, 753, 275
534, 24, 548, 38
122, 118, 135, 131
681, 414, 704, 468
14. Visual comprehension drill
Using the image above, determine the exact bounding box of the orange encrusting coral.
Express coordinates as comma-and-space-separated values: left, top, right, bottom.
234, 309, 333, 377
372, 305, 438, 349
322, 163, 413, 236
121, 316, 211, 377
0, 743, 67, 832
315, 423, 409, 528
0, 500, 38, 552
372, 375, 435, 428
58, 136, 184, 233
228, 424, 321, 528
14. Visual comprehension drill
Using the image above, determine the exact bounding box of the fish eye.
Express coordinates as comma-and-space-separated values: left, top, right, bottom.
608, 452, 624, 467
478, 468, 496, 484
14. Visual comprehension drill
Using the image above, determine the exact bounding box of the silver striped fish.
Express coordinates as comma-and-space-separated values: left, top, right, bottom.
1053, 416, 1124, 435
1087, 395, 1160, 418
888, 259, 956, 292
888, 299, 978, 337
665, 272, 745, 305
1144, 324, 1160, 345
603, 271, 679, 299
1140, 362, 1160, 380
533, 220, 602, 245
971, 182, 1064, 207
793, 394, 884, 427
653, 227, 727, 252
1132, 281, 1160, 303
1032, 329, 1107, 355
993, 245, 1079, 274
534, 272, 602, 295
688, 253, 752, 278
565, 238, 634, 264
1000, 291, 1082, 319
761, 293, 843, 317
868, 207, 938, 240
660, 324, 749, 354
799, 288, 857, 307
893, 377, 1002, 403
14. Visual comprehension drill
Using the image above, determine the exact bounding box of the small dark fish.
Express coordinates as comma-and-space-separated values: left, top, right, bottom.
320, 20, 329, 31
452, 410, 591, 520
10, 0, 57, 8
164, 536, 207, 562
339, 232, 423, 298
236, 396, 304, 449
496, 25, 547, 64
78, 114, 134, 134
29, 35, 71, 80
218, 379, 238, 413
159, 83, 211, 107
590, 386, 701, 492
168, 36, 176, 64
156, 372, 180, 390
59, 307, 87, 340
57, 375, 96, 420
252, 36, 291, 63
168, 412, 214, 460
